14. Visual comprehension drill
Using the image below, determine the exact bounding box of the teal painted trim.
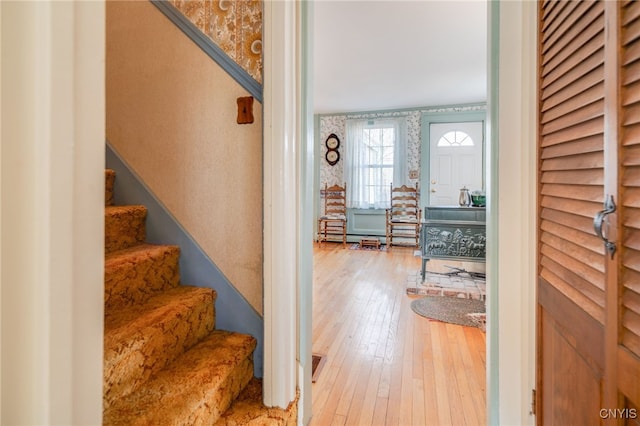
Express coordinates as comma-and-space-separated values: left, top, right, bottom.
106, 143, 264, 378
487, 0, 500, 423
150, 0, 263, 103
419, 110, 487, 210
316, 102, 486, 118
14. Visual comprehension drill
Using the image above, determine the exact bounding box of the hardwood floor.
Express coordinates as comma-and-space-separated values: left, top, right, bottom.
310, 243, 486, 426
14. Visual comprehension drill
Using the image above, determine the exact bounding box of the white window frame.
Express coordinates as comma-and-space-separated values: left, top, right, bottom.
345, 117, 407, 209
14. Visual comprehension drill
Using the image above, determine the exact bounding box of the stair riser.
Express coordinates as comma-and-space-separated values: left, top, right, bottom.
105, 207, 147, 253
105, 247, 181, 312
104, 294, 215, 409
173, 358, 254, 426
105, 169, 115, 206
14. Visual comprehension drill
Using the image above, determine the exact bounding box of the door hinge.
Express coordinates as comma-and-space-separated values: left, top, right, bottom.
530, 389, 536, 416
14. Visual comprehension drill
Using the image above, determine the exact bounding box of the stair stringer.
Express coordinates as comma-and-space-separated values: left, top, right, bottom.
106, 142, 264, 377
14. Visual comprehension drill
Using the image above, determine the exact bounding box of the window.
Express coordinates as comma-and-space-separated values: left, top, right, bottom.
437, 130, 474, 147
345, 118, 407, 209
362, 125, 395, 205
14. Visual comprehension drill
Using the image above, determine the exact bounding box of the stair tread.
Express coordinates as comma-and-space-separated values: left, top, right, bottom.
105, 285, 215, 336
104, 330, 257, 426
105, 204, 147, 213
105, 243, 180, 263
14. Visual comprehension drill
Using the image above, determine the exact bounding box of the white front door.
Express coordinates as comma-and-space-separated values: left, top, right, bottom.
429, 121, 484, 206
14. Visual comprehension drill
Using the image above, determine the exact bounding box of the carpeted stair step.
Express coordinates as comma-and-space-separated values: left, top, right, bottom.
105, 205, 147, 254
214, 378, 297, 425
104, 286, 216, 408
106, 169, 116, 206
105, 243, 181, 312
104, 330, 257, 426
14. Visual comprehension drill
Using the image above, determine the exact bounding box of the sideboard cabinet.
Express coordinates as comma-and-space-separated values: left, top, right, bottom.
419, 206, 486, 281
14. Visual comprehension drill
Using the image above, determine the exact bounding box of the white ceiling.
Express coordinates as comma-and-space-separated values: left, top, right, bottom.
312, 0, 488, 114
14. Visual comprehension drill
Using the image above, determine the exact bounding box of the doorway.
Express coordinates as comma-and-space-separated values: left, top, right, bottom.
420, 110, 486, 208
299, 1, 538, 425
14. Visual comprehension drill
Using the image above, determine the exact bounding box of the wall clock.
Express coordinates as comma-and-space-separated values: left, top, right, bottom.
325, 149, 340, 166
325, 133, 340, 150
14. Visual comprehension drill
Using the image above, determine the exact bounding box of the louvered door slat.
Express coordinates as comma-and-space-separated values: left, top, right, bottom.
541, 197, 602, 221
624, 209, 640, 229
541, 207, 599, 235
540, 134, 602, 159
623, 79, 640, 106
622, 191, 640, 211
541, 151, 603, 171
541, 183, 603, 202
623, 268, 640, 291
623, 167, 640, 187
624, 233, 640, 252
624, 57, 640, 82
541, 220, 604, 253
623, 122, 640, 147
623, 102, 640, 125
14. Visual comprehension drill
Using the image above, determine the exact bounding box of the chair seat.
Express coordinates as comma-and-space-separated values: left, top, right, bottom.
391, 217, 418, 224
321, 214, 346, 220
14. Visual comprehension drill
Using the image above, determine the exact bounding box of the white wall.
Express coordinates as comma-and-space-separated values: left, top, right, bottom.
1, 2, 105, 424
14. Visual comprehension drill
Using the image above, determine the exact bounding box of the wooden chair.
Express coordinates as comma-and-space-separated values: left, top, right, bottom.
386, 183, 420, 248
318, 183, 347, 246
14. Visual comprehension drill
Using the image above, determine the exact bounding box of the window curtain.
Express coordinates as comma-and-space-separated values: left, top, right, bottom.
345, 117, 408, 209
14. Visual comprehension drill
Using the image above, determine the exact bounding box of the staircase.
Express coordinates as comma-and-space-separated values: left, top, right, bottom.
103, 169, 296, 425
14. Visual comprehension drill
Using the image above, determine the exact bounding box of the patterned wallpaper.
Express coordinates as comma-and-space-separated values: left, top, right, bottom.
171, 0, 263, 84
318, 105, 486, 191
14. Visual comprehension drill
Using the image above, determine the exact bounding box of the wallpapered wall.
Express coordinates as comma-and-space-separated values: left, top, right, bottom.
318, 104, 486, 192
170, 0, 262, 84
107, 1, 264, 314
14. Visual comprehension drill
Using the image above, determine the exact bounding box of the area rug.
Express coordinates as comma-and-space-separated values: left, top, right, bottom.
349, 243, 387, 251
411, 296, 486, 328
311, 354, 327, 383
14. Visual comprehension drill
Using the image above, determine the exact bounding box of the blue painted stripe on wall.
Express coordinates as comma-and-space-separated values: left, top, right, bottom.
106, 143, 264, 377
150, 0, 263, 103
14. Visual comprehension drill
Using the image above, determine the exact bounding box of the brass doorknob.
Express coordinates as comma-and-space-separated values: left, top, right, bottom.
431, 188, 436, 193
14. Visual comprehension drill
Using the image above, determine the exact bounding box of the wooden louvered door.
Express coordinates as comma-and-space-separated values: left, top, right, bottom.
537, 1, 640, 423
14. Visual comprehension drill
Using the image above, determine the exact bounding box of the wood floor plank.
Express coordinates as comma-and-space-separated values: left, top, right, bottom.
310, 244, 487, 425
